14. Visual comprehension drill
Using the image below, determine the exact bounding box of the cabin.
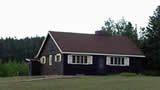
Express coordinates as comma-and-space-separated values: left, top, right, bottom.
26, 31, 145, 75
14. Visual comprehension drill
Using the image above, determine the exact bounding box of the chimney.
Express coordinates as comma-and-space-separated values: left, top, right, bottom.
95, 30, 111, 36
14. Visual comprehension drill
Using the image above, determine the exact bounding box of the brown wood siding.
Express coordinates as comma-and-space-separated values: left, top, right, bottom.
31, 61, 41, 75
63, 54, 97, 75
38, 35, 63, 75
63, 54, 144, 75
105, 57, 144, 74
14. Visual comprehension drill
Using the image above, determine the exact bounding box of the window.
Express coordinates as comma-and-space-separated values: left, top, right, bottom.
72, 56, 76, 63
77, 56, 80, 63
115, 58, 117, 64
40, 56, 46, 64
111, 57, 113, 64
118, 58, 121, 65
84, 56, 87, 64
55, 54, 61, 62
106, 56, 129, 66
49, 55, 52, 66
67, 55, 93, 65
81, 56, 84, 63
122, 58, 124, 64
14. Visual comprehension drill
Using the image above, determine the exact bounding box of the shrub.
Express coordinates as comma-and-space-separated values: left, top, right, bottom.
142, 70, 160, 76
0, 60, 29, 77
120, 72, 137, 77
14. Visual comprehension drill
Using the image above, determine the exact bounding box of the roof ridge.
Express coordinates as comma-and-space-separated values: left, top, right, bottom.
49, 31, 127, 38
36, 31, 144, 58
49, 31, 95, 35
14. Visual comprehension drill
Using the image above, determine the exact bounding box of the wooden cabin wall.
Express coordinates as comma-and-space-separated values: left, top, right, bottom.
38, 35, 63, 75
63, 54, 144, 75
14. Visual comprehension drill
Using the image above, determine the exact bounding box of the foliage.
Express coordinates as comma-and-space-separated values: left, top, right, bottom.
101, 18, 115, 35
101, 17, 139, 46
0, 36, 44, 62
0, 60, 29, 77
141, 6, 160, 70
120, 72, 137, 77
142, 70, 160, 76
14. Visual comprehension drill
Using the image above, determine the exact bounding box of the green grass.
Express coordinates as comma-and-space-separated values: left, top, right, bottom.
0, 75, 160, 90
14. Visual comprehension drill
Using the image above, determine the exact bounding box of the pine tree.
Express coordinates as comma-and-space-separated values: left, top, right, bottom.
144, 6, 160, 69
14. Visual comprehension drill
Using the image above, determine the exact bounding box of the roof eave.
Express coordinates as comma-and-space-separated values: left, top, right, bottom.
35, 31, 145, 58
35, 31, 63, 58
62, 51, 145, 58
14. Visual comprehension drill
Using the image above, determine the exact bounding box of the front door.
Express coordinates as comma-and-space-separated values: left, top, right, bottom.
97, 56, 106, 74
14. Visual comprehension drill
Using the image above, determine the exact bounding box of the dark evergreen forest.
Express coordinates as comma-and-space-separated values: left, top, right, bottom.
0, 36, 44, 62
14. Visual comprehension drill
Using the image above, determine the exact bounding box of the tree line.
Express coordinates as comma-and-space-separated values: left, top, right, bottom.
101, 6, 160, 71
0, 36, 44, 62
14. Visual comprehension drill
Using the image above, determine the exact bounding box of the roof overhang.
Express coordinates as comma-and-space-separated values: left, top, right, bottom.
25, 58, 31, 62
62, 52, 145, 58
35, 31, 145, 58
35, 31, 62, 58
25, 58, 39, 62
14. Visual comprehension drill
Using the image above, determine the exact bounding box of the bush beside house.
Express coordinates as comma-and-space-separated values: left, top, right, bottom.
0, 60, 29, 77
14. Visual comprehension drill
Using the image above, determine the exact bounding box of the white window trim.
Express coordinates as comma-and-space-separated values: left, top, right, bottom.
49, 55, 53, 65
55, 53, 61, 62
40, 56, 46, 64
106, 56, 130, 66
63, 52, 145, 58
67, 55, 93, 65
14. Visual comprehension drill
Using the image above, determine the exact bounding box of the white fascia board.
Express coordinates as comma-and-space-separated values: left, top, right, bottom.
35, 31, 63, 58
62, 52, 145, 58
35, 34, 49, 58
25, 58, 31, 62
48, 32, 63, 53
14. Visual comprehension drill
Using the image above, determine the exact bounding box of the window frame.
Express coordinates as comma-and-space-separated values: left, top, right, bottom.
55, 53, 61, 62
40, 56, 46, 64
106, 56, 129, 66
68, 55, 93, 65
49, 55, 53, 66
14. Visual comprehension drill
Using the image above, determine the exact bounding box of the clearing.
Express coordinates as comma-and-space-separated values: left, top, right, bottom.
0, 75, 159, 90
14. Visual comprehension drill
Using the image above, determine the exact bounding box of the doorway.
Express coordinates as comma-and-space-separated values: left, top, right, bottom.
97, 56, 106, 75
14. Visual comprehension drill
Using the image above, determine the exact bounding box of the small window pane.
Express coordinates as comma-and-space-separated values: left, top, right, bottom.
41, 56, 46, 64
115, 58, 117, 64
72, 56, 75, 63
122, 58, 124, 65
84, 56, 87, 63
57, 55, 60, 61
118, 58, 121, 64
55, 54, 61, 62
81, 56, 84, 64
77, 56, 80, 63
111, 57, 113, 64
43, 58, 45, 63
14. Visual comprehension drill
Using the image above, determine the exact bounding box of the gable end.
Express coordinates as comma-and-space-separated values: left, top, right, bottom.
35, 32, 62, 58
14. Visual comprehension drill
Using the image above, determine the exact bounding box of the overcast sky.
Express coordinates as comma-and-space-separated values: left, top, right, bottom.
0, 0, 160, 38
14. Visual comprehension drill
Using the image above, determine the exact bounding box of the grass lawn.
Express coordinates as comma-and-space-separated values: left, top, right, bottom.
0, 75, 160, 90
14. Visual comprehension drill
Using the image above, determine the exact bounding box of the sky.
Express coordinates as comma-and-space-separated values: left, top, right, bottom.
0, 0, 160, 38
